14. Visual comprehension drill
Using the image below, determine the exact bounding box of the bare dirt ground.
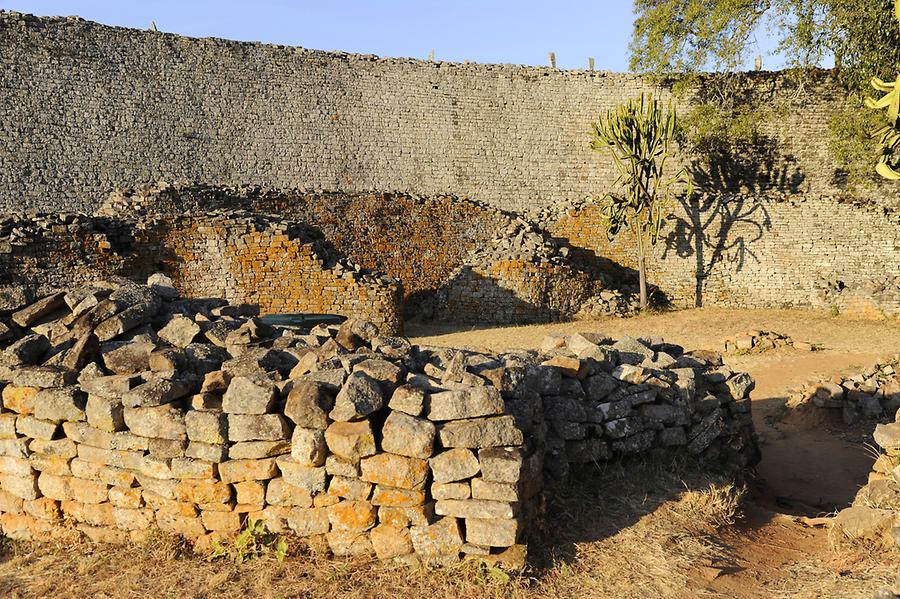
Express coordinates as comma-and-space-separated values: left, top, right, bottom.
0, 308, 898, 598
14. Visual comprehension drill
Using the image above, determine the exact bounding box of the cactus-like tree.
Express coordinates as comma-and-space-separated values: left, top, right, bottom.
589, 94, 691, 310
867, 0, 900, 179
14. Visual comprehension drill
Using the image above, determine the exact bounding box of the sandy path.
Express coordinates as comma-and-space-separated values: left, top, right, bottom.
408, 307, 900, 357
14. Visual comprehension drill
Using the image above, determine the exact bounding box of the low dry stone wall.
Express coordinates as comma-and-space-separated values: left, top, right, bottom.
788, 357, 900, 423
832, 409, 900, 552
723, 330, 814, 354
535, 332, 760, 482
0, 277, 758, 565
0, 211, 403, 334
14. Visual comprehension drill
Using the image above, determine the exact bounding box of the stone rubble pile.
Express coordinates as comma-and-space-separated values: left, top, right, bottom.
464, 217, 572, 268
523, 197, 594, 229
788, 356, 900, 422
832, 406, 900, 551
0, 277, 759, 566
574, 288, 641, 319
813, 276, 900, 319
723, 330, 814, 353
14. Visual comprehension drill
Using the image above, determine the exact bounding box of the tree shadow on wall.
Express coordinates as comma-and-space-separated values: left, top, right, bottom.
662, 194, 772, 308
661, 134, 795, 307
690, 137, 807, 197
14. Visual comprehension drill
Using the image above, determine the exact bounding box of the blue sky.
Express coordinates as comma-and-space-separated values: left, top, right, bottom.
3, 1, 785, 71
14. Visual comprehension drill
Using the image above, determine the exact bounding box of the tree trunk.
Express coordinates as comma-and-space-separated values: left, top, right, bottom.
636, 224, 648, 310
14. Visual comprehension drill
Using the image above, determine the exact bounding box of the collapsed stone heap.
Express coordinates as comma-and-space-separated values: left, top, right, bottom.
575, 291, 641, 319
723, 330, 814, 354
0, 277, 758, 565
788, 356, 900, 422
832, 411, 900, 551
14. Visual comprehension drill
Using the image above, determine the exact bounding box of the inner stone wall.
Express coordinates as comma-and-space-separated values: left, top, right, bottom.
0, 212, 403, 334
98, 185, 613, 322
2, 10, 898, 216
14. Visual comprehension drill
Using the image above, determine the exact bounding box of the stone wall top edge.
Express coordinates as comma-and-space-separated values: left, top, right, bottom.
0, 9, 838, 83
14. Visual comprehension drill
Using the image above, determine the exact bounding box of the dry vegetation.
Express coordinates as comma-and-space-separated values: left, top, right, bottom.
0, 456, 896, 598
0, 457, 749, 599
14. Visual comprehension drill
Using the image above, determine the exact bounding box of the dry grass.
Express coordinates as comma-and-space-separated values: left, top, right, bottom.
765, 550, 900, 599
527, 457, 746, 598
0, 457, 747, 599
0, 458, 896, 598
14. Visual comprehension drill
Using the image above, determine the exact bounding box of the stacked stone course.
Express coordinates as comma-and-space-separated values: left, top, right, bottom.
0, 211, 403, 334
788, 356, 900, 422
2, 11, 899, 216
832, 406, 900, 551
535, 332, 759, 482
0, 277, 758, 565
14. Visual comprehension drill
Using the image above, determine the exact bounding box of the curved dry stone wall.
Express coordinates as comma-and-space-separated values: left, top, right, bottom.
789, 356, 900, 422
2, 11, 898, 317
6, 12, 898, 215
0, 211, 403, 334
833, 406, 900, 551
0, 278, 759, 563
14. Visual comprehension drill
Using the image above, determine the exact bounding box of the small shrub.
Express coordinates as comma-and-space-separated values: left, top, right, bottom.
209, 518, 288, 565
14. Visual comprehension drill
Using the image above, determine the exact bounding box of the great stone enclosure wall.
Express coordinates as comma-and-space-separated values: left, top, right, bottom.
1, 11, 898, 318
0, 278, 758, 563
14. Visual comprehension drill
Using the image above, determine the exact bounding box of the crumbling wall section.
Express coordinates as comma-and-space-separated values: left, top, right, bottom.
0, 212, 403, 334
99, 185, 617, 323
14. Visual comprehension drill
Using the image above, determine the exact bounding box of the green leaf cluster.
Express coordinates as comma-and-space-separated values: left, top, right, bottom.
631, 0, 900, 92
208, 518, 289, 565
828, 97, 886, 187
590, 94, 690, 244
678, 102, 767, 161
589, 94, 691, 308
